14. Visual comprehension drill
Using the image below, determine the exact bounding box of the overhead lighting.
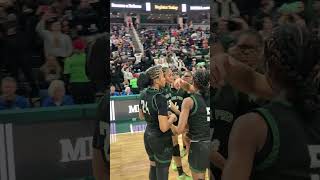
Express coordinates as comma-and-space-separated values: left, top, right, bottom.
146, 2, 151, 11
111, 3, 142, 9
182, 4, 187, 12
190, 6, 210, 10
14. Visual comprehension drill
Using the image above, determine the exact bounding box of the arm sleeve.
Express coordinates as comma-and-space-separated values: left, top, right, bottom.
155, 94, 168, 116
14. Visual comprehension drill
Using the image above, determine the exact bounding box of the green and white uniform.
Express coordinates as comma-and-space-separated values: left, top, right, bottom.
187, 93, 211, 173
140, 88, 173, 167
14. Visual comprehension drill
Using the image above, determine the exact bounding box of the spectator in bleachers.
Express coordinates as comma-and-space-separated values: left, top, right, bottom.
42, 80, 74, 107
36, 13, 72, 62
0, 77, 29, 110
39, 56, 62, 97
110, 85, 119, 96
254, 14, 274, 40
73, 0, 99, 36
61, 19, 72, 37
130, 74, 139, 94
64, 38, 95, 104
121, 63, 133, 82
213, 0, 240, 19
121, 86, 133, 96
1, 7, 39, 97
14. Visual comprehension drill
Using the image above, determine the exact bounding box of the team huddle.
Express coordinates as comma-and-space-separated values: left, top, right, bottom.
138, 65, 210, 180
138, 24, 320, 180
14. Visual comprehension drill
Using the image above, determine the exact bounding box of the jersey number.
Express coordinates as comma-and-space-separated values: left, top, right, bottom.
141, 100, 150, 115
207, 107, 210, 122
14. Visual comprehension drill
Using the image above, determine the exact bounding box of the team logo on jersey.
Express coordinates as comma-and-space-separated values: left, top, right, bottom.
215, 109, 234, 123
171, 96, 183, 101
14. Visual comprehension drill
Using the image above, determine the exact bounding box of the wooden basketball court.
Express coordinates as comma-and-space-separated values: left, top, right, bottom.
110, 132, 209, 180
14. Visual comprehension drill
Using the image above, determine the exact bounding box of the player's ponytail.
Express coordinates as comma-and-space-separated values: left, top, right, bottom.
193, 70, 210, 99
138, 65, 163, 91
264, 24, 320, 122
137, 72, 151, 91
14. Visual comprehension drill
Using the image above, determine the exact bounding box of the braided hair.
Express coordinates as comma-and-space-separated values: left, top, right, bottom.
162, 67, 170, 74
146, 65, 163, 80
264, 24, 320, 121
193, 70, 210, 99
137, 65, 163, 91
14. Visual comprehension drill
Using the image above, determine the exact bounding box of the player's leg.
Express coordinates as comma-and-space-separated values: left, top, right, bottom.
181, 133, 187, 157
172, 135, 191, 179
189, 142, 210, 180
150, 161, 157, 180
151, 135, 173, 180
145, 132, 157, 180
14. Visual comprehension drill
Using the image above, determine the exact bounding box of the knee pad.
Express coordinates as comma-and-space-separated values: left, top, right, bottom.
173, 144, 180, 157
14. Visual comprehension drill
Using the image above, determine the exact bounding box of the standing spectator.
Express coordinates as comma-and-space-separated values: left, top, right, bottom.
0, 77, 29, 110
2, 11, 38, 97
36, 13, 72, 62
64, 38, 95, 104
73, 0, 99, 36
213, 0, 240, 19
121, 64, 133, 82
130, 74, 139, 94
41, 80, 74, 107
258, 15, 274, 40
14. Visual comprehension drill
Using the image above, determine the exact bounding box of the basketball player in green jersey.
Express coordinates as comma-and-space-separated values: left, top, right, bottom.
172, 70, 211, 180
139, 65, 178, 180
214, 24, 320, 179
181, 70, 194, 156
162, 67, 192, 180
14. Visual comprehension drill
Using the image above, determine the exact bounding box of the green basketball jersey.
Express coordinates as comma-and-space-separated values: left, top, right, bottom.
139, 88, 171, 136
187, 93, 210, 141
252, 101, 320, 179
171, 88, 189, 112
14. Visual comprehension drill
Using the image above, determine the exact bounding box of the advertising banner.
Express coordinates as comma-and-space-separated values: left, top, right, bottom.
151, 3, 180, 12
109, 97, 140, 122
189, 5, 210, 11
7, 119, 95, 180
110, 2, 146, 12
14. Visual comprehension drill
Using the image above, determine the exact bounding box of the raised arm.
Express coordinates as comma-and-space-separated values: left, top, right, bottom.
213, 53, 274, 99
36, 14, 49, 38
